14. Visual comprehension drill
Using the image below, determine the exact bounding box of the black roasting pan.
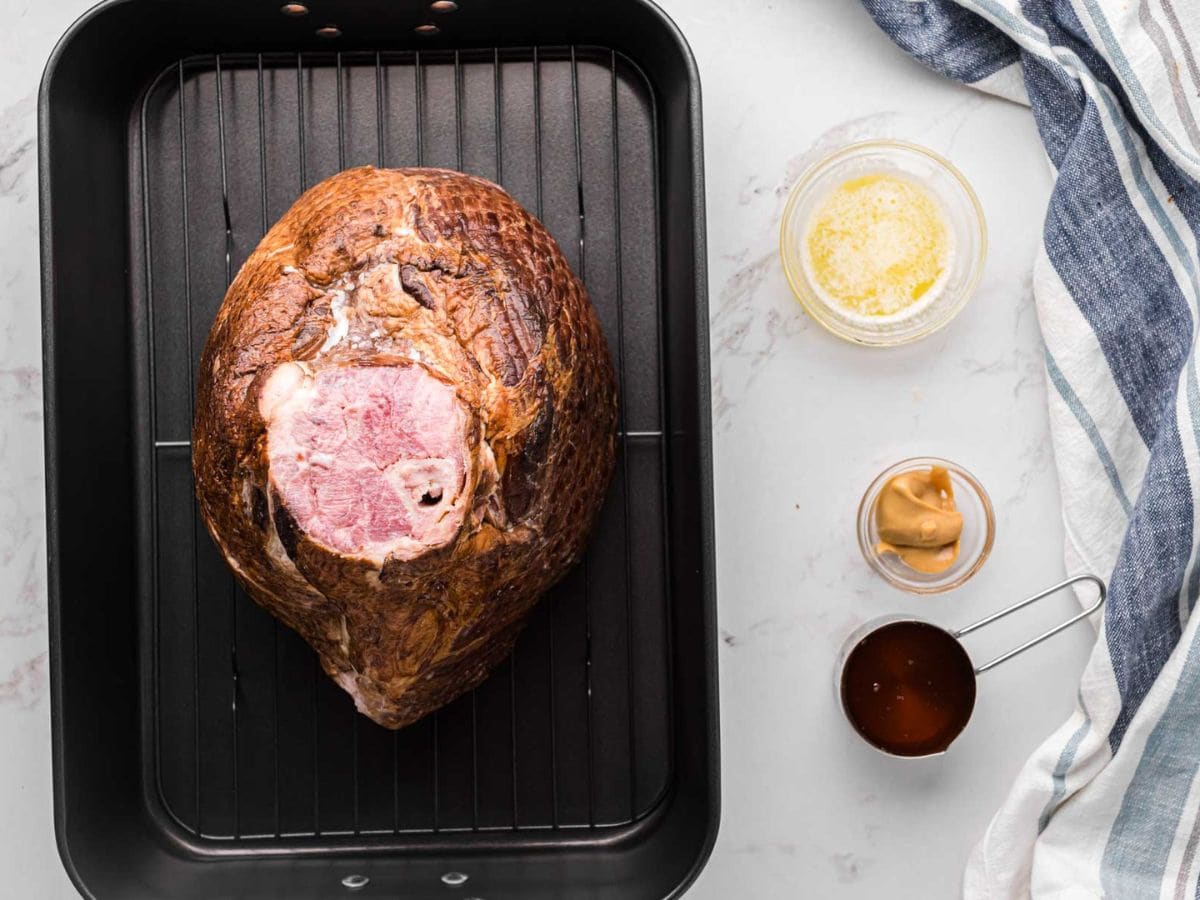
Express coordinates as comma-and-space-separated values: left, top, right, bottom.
40, 0, 717, 896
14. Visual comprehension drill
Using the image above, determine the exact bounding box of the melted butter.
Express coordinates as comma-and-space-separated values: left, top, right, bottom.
875, 466, 963, 575
805, 173, 950, 317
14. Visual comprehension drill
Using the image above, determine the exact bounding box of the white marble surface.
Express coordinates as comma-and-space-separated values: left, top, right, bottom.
0, 0, 1091, 897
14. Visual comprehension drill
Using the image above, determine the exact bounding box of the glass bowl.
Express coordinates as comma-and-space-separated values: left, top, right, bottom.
857, 457, 994, 594
779, 140, 987, 346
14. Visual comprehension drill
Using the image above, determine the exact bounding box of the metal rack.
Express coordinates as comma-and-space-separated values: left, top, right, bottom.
136, 46, 674, 846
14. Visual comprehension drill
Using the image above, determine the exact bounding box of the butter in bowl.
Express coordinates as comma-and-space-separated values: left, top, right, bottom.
780, 140, 987, 346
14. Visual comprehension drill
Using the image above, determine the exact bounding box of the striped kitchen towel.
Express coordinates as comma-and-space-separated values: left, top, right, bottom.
861, 0, 1200, 897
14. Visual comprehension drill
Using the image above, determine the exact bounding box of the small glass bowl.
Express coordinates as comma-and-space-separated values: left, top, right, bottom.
780, 140, 987, 346
857, 457, 994, 594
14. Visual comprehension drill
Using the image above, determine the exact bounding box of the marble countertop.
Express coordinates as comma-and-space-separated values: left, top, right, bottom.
1, 0, 1089, 896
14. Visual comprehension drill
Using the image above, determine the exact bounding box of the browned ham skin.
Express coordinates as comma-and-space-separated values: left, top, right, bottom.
192, 167, 617, 729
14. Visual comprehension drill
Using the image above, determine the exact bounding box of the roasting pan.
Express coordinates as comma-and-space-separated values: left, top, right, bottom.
40, 0, 716, 897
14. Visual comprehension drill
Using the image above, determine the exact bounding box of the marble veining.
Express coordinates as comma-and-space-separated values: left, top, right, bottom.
0, 652, 48, 709
831, 851, 873, 884
0, 94, 36, 200
0, 364, 46, 661
0, 136, 33, 192
711, 246, 807, 429
0, 2, 72, 895
710, 112, 905, 430
0, 550, 45, 639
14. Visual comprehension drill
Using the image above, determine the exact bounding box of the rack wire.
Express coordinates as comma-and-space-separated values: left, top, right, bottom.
139, 47, 673, 845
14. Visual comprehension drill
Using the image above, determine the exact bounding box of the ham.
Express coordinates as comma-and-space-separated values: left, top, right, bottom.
192, 167, 617, 729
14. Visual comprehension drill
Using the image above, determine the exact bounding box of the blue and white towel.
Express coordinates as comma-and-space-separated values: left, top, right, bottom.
862, 0, 1200, 896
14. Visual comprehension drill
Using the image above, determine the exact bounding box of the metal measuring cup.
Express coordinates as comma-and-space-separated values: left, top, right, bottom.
837, 574, 1106, 758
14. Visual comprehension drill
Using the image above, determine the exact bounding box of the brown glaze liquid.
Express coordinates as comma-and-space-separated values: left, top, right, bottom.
841, 621, 976, 757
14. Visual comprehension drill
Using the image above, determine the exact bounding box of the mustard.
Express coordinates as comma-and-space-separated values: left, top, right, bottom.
875, 466, 963, 574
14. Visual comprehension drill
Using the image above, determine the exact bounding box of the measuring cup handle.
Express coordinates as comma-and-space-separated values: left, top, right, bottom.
953, 574, 1106, 675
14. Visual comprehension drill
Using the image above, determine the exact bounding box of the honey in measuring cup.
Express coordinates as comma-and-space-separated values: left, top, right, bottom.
840, 620, 975, 757
837, 575, 1106, 759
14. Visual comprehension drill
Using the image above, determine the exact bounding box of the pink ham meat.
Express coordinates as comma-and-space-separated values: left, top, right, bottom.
192, 167, 617, 728
262, 363, 469, 561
